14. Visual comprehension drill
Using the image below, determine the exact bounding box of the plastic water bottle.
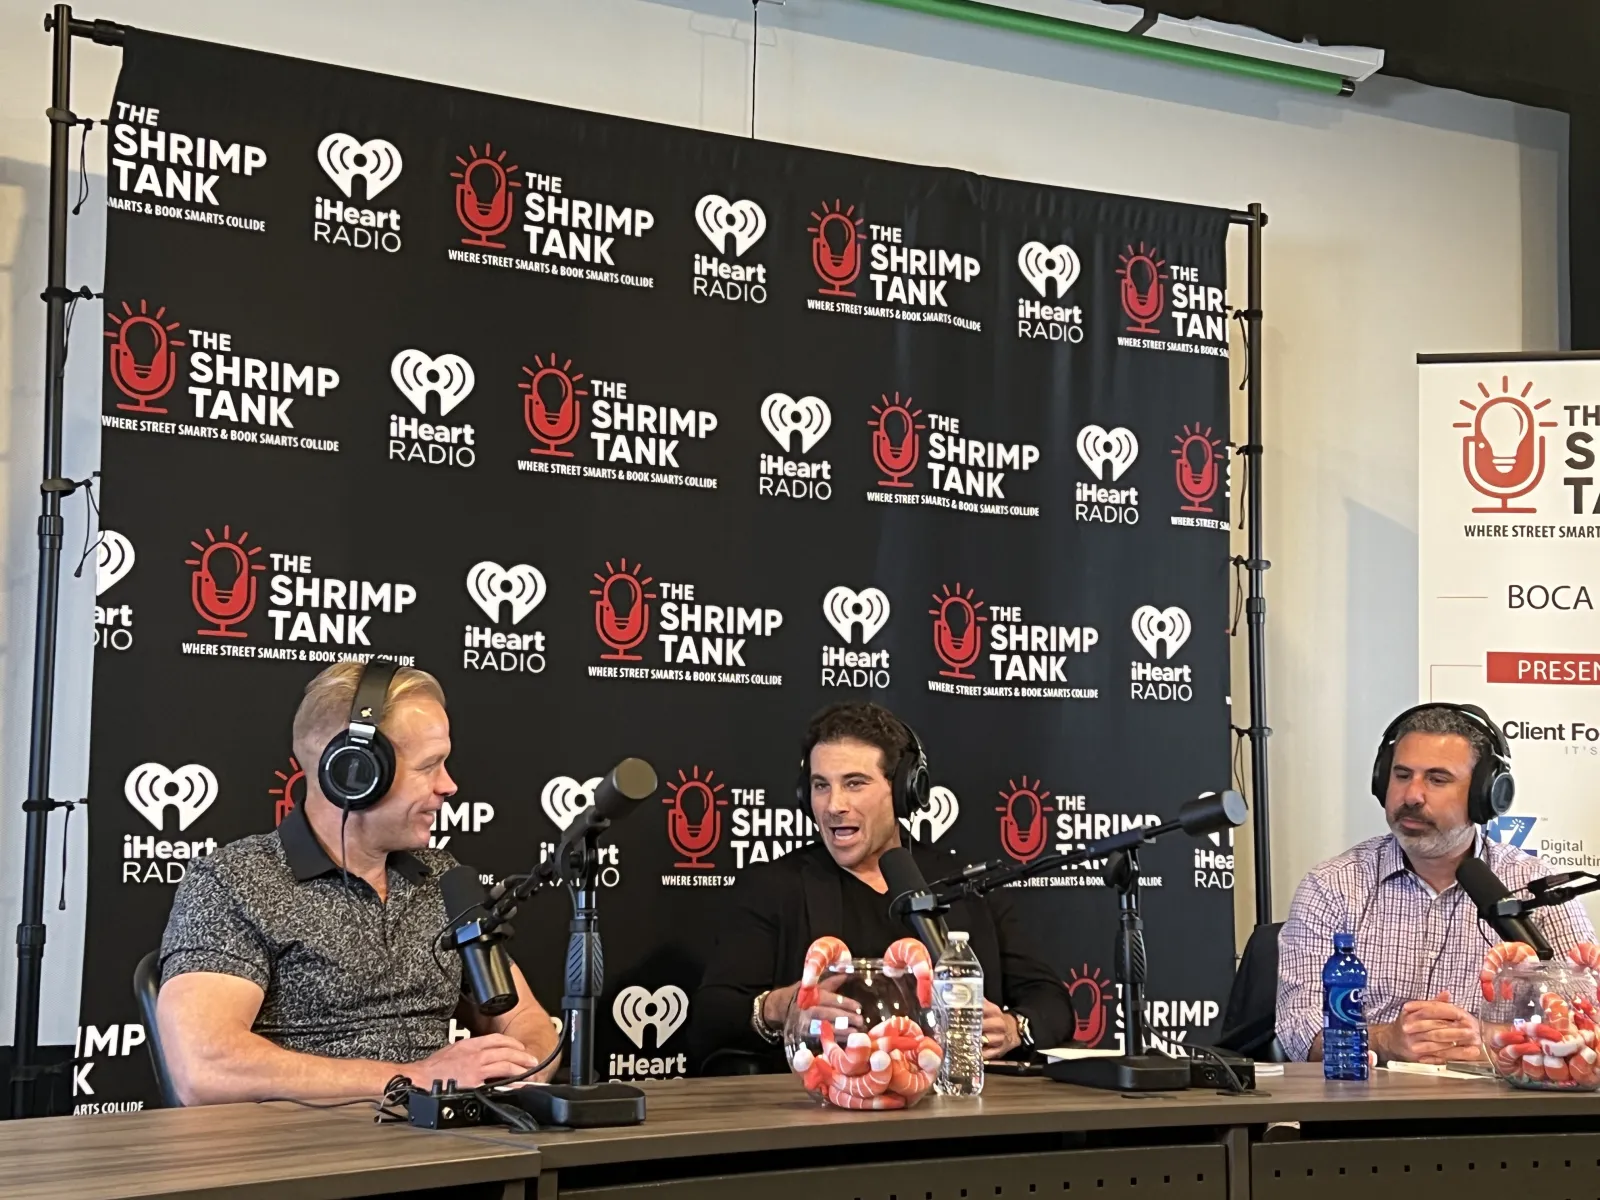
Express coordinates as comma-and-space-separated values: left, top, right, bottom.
1322, 932, 1369, 1081
934, 930, 985, 1096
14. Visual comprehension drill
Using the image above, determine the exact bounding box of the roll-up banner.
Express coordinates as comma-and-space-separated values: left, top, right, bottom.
1419, 356, 1600, 927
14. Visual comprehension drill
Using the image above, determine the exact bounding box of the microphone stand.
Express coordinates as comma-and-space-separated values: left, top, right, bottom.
560, 823, 606, 1087
923, 817, 1202, 1091
1490, 871, 1600, 920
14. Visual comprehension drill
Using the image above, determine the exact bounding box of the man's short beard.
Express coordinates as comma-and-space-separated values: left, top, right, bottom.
1389, 811, 1476, 860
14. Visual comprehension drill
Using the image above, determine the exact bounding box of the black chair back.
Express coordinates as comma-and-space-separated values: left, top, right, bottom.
132, 950, 182, 1106
1216, 921, 1288, 1061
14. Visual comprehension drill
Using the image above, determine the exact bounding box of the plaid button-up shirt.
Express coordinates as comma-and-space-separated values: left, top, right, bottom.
1275, 832, 1597, 1061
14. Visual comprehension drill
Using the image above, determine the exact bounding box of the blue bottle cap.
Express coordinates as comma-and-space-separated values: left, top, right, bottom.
1333, 932, 1355, 951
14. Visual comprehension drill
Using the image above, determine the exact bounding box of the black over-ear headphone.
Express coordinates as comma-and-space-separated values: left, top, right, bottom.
318, 658, 400, 812
796, 713, 931, 821
1370, 702, 1515, 825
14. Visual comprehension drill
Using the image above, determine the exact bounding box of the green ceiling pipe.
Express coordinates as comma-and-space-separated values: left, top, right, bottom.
854, 0, 1355, 95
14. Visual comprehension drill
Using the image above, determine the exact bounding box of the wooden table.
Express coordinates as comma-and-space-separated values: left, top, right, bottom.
8, 1066, 1600, 1199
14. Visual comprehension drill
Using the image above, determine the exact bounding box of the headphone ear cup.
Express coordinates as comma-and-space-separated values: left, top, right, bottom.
1370, 746, 1391, 806
318, 731, 396, 812
1488, 771, 1515, 819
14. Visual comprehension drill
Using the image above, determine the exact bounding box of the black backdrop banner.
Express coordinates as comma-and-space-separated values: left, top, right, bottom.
77, 30, 1235, 1111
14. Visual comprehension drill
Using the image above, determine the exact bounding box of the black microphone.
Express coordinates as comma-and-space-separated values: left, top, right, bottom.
881, 847, 950, 960
563, 757, 658, 845
1178, 790, 1248, 838
440, 865, 518, 1015
1456, 856, 1554, 960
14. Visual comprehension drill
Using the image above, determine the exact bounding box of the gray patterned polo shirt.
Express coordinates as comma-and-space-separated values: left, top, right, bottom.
159, 801, 464, 1064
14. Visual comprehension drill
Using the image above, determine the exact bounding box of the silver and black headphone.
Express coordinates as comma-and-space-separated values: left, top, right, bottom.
1370, 702, 1515, 825
317, 658, 399, 812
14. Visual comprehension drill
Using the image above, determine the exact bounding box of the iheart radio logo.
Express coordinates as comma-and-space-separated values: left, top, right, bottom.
695, 195, 766, 257
1076, 425, 1138, 482
760, 393, 831, 454
904, 785, 960, 844
96, 531, 135, 596
823, 586, 890, 644
1131, 606, 1191, 659
996, 775, 1054, 864
125, 763, 219, 832
105, 299, 185, 414
663, 765, 728, 869
1118, 242, 1167, 334
467, 562, 546, 624
187, 525, 266, 638
541, 775, 602, 831
592, 558, 656, 661
391, 350, 475, 417
1017, 242, 1080, 298
317, 133, 403, 200
613, 985, 689, 1049
930, 582, 987, 680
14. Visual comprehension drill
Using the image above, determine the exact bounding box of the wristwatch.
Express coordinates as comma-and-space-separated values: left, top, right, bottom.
751, 990, 783, 1043
1007, 1007, 1034, 1048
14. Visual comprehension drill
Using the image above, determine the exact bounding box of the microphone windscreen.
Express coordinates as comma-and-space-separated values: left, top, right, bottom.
1178, 790, 1248, 837
1456, 855, 1513, 915
880, 847, 929, 914
440, 864, 488, 924
589, 757, 658, 824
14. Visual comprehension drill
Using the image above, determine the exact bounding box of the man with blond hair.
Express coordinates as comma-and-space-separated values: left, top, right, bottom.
156, 658, 559, 1105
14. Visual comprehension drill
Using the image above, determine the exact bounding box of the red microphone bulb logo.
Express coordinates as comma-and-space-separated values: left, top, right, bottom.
520, 352, 587, 457
870, 392, 925, 488
106, 299, 185, 414
1454, 376, 1556, 514
269, 756, 306, 828
451, 142, 522, 249
1172, 424, 1223, 513
808, 200, 864, 297
1117, 243, 1167, 334
929, 582, 987, 680
996, 776, 1054, 865
664, 766, 727, 869
592, 558, 656, 661
186, 525, 265, 638
1066, 965, 1111, 1047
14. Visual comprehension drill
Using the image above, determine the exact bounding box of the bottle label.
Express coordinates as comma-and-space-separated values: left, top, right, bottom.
937, 980, 980, 1008
1328, 986, 1365, 1026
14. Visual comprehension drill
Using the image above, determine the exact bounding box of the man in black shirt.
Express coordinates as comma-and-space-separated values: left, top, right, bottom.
688, 702, 1073, 1072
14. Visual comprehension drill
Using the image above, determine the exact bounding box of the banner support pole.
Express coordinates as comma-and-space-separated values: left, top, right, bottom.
8, 4, 123, 1122
1227, 202, 1273, 926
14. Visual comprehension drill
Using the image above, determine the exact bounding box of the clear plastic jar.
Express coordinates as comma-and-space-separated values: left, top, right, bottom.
784, 957, 941, 1110
1481, 959, 1600, 1091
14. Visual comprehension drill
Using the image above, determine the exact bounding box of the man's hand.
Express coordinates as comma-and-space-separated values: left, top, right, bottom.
405, 1034, 540, 1088
981, 1000, 1021, 1060
764, 974, 864, 1032
1375, 991, 1484, 1064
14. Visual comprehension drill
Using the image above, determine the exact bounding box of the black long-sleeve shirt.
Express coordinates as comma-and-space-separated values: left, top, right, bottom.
688, 841, 1075, 1073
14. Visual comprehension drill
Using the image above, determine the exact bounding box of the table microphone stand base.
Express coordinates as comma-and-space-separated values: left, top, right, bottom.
1044, 1052, 1190, 1092
501, 1081, 646, 1128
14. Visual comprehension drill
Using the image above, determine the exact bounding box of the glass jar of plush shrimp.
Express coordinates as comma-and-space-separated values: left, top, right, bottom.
784, 958, 942, 1110
1481, 959, 1600, 1090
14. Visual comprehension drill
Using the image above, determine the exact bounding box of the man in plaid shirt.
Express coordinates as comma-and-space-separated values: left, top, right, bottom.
1277, 705, 1596, 1064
